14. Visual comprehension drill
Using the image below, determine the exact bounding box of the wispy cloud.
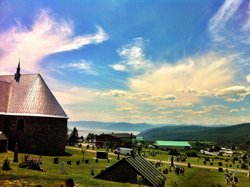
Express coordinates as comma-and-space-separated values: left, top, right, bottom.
60, 60, 98, 75
111, 37, 152, 72
209, 0, 242, 41
0, 9, 108, 74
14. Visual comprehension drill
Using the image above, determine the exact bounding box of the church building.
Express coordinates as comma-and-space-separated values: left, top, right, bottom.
0, 62, 68, 155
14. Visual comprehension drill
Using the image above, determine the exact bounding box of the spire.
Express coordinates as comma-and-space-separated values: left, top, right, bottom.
14, 59, 21, 82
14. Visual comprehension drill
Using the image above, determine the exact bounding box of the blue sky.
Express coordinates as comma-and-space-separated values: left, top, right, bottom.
0, 0, 250, 125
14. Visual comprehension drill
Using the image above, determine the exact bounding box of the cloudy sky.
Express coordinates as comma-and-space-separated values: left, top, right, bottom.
0, 0, 250, 125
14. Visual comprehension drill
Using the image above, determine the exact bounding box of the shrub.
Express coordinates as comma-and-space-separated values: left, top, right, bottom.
169, 149, 180, 156
2, 158, 11, 170
18, 156, 43, 171
186, 150, 198, 157
241, 163, 248, 169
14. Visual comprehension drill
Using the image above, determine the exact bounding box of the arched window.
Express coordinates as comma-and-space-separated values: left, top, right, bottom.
17, 119, 25, 132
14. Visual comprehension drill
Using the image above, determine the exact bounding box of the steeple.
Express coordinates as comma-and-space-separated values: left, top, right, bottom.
14, 59, 21, 82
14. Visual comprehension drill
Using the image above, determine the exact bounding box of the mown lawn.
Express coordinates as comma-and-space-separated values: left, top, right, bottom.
0, 147, 249, 187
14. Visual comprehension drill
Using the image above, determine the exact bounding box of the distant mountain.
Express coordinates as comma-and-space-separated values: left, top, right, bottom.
68, 121, 155, 132
138, 123, 250, 146
138, 125, 213, 141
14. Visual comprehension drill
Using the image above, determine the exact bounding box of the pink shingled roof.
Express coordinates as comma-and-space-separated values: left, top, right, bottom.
0, 74, 68, 118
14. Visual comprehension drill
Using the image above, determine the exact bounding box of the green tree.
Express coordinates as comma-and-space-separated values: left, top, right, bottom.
68, 127, 79, 145
86, 133, 96, 142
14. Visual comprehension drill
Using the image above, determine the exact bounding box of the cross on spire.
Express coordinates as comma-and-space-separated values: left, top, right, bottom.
14, 59, 21, 82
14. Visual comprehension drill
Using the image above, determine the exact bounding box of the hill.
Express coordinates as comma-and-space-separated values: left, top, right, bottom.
138, 123, 250, 146
68, 121, 155, 132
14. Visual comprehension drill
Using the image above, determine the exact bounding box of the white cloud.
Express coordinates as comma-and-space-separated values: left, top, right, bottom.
111, 64, 127, 71
216, 86, 250, 97
242, 3, 250, 31
209, 0, 242, 41
129, 54, 233, 104
60, 60, 97, 75
225, 97, 244, 102
0, 9, 108, 74
247, 74, 250, 82
95, 89, 129, 97
111, 37, 152, 72
230, 109, 240, 113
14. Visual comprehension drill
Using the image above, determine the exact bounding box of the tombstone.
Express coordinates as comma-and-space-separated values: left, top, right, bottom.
54, 158, 59, 164
163, 168, 168, 174
13, 143, 19, 163
210, 162, 213, 166
203, 161, 206, 165
96, 151, 108, 159
188, 163, 191, 168
76, 161, 80, 165
85, 160, 89, 164
67, 161, 71, 165
138, 147, 142, 156
171, 156, 174, 166
107, 159, 110, 163
60, 162, 65, 174
218, 162, 222, 166
229, 164, 232, 167
96, 159, 98, 163
233, 160, 235, 164
91, 164, 94, 175
218, 167, 223, 172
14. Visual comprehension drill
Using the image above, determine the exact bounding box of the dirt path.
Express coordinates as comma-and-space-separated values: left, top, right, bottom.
67, 146, 248, 174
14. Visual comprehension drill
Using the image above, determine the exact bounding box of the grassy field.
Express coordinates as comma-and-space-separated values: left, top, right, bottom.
0, 147, 249, 187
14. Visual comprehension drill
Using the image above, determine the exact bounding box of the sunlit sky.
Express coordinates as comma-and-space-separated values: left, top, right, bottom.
0, 0, 250, 125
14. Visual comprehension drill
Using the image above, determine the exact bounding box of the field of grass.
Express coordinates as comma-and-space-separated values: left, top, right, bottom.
0, 147, 249, 187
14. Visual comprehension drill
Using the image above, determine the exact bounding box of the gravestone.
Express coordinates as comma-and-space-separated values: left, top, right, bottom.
188, 163, 191, 168
91, 164, 94, 175
76, 161, 80, 165
85, 160, 89, 164
13, 143, 19, 163
67, 161, 71, 165
218, 167, 223, 172
60, 162, 65, 174
96, 151, 108, 159
54, 158, 59, 164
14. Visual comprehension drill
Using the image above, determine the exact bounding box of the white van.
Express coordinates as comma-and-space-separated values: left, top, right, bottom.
114, 147, 133, 156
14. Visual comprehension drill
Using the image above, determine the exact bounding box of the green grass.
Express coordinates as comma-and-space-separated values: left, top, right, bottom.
0, 147, 249, 187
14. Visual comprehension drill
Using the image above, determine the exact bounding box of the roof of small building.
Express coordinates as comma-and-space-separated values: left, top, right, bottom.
95, 156, 166, 186
98, 133, 136, 139
0, 74, 68, 118
0, 132, 8, 140
136, 136, 144, 141
155, 140, 191, 147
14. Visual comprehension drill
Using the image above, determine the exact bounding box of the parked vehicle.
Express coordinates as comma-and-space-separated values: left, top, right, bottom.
114, 147, 133, 156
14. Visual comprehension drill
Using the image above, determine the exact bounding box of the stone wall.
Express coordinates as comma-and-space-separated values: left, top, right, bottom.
0, 114, 67, 155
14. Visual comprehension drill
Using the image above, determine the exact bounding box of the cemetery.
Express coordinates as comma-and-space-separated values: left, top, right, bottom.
0, 145, 250, 187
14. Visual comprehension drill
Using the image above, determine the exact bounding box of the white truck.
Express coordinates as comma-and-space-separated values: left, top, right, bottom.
114, 147, 133, 156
